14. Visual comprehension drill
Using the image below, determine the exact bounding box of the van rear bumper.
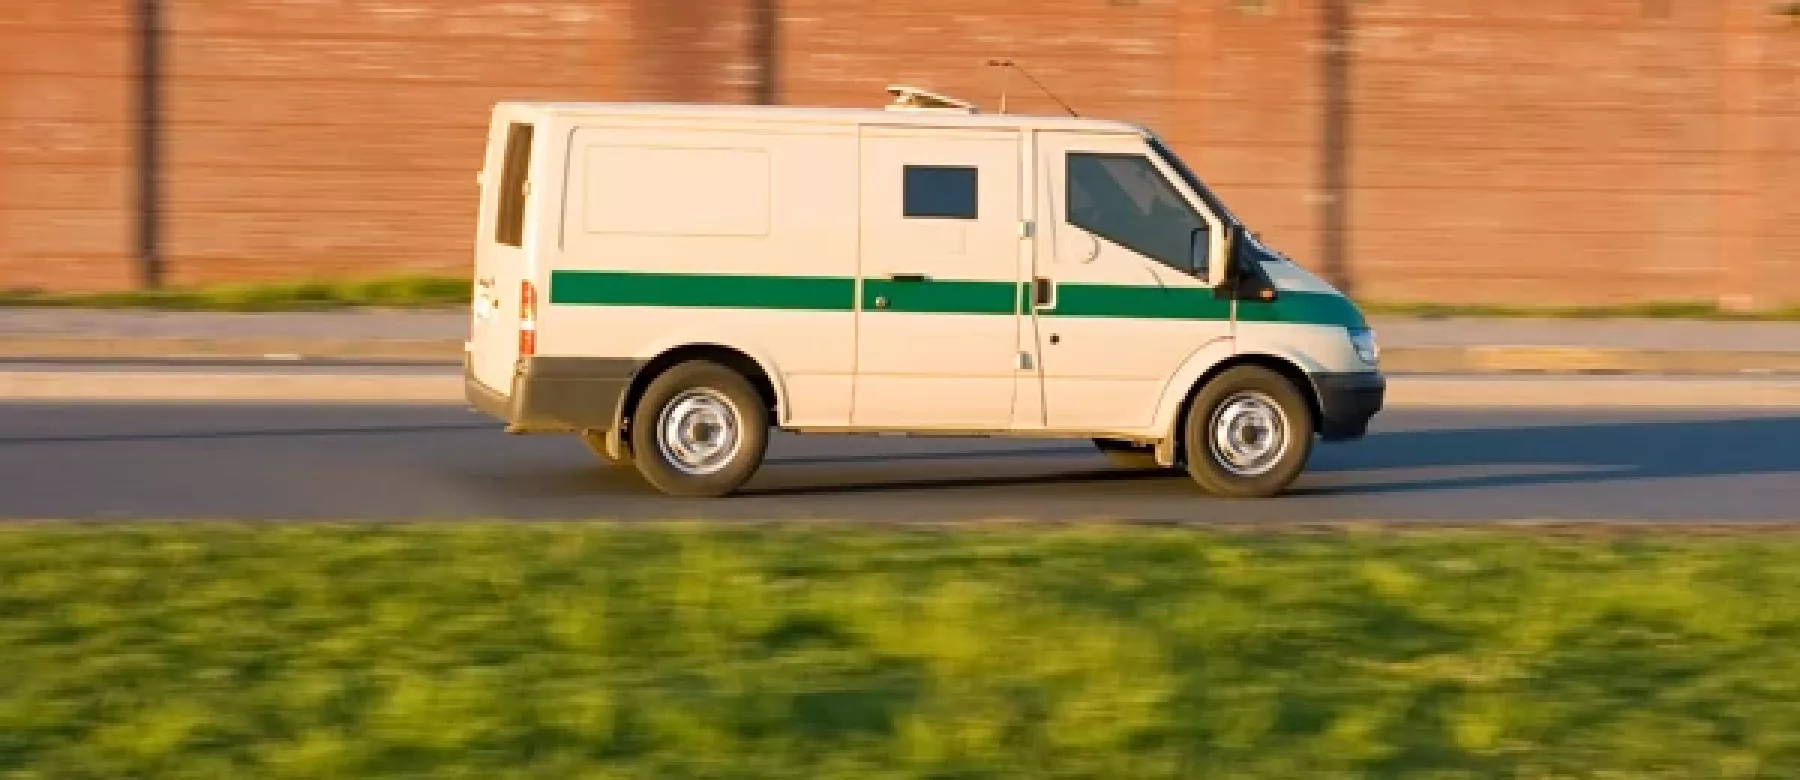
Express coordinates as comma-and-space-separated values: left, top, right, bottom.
1313, 371, 1385, 441
464, 358, 514, 423
464, 355, 639, 433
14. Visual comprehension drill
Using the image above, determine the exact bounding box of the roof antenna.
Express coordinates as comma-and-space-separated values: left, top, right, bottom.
986, 59, 1080, 118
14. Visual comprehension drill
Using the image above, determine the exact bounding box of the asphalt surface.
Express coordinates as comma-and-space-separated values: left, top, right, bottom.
1, 403, 1795, 522
2, 356, 1791, 382
2, 359, 1789, 384
7, 309, 1800, 352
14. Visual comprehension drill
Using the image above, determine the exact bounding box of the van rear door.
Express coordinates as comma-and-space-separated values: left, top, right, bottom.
468, 113, 537, 397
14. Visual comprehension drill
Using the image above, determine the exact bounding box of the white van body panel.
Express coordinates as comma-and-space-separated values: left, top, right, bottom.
1026, 129, 1233, 434
467, 106, 544, 397
1238, 256, 1373, 376
1236, 326, 1367, 377
626, 329, 796, 420
537, 117, 861, 427
852, 124, 1030, 430
1144, 336, 1243, 441
464, 99, 1383, 464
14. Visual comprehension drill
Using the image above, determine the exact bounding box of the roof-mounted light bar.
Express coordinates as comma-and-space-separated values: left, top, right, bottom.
884, 85, 978, 113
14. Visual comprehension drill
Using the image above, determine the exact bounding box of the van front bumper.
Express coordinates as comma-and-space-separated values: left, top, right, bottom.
464, 355, 639, 433
1313, 371, 1385, 441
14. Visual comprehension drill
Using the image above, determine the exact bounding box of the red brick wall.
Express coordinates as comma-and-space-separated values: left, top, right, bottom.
1747, 6, 1800, 308
0, 0, 137, 291
1348, 1, 1724, 305
777, 0, 1800, 308
156, 0, 643, 286
1, 0, 1796, 308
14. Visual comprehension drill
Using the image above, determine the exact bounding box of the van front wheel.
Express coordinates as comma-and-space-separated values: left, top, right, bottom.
1183, 366, 1313, 498
629, 361, 769, 498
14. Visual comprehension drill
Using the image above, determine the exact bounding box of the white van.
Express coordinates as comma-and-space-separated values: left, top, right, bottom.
465, 87, 1384, 498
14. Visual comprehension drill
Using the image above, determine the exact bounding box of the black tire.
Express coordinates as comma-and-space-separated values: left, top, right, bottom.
629, 360, 769, 498
1092, 438, 1167, 470
1182, 365, 1314, 498
579, 430, 633, 468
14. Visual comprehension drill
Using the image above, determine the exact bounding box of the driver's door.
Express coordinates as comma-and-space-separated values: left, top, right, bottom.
1025, 131, 1232, 434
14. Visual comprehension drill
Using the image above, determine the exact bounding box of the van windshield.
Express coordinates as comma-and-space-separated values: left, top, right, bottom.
1145, 135, 1241, 229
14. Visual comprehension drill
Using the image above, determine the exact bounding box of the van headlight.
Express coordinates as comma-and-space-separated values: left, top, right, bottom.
1348, 327, 1379, 366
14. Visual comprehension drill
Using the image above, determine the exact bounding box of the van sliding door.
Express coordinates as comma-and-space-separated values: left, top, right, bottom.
851, 126, 1030, 430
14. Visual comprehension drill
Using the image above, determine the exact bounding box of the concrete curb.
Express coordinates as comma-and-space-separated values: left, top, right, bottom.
0, 371, 460, 404
1390, 345, 1800, 375
0, 337, 459, 362
1385, 377, 1800, 408
3, 371, 1797, 408
2, 337, 1796, 375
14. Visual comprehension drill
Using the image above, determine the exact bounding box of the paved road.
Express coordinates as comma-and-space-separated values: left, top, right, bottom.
2, 403, 1795, 522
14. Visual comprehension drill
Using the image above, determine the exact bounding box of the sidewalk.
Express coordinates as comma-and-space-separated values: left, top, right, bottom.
1366, 316, 1800, 374
3, 308, 1799, 374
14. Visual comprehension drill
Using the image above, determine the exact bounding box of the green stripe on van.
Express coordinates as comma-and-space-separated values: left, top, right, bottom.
1237, 292, 1367, 330
861, 277, 1020, 316
549, 269, 854, 311
548, 270, 1360, 327
1053, 284, 1232, 320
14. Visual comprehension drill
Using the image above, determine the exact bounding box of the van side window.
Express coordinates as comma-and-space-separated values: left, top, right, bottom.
494, 122, 534, 247
1066, 152, 1208, 276
902, 165, 978, 219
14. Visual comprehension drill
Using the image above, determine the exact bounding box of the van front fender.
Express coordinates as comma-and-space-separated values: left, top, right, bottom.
1147, 338, 1327, 466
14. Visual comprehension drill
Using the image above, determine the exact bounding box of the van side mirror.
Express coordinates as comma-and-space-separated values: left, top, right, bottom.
1214, 224, 1279, 302
1188, 227, 1207, 275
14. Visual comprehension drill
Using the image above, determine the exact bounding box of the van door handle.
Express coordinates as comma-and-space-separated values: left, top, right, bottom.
1033, 277, 1054, 306
886, 272, 930, 282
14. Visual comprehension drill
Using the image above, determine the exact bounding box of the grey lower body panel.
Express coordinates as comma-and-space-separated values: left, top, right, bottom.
464, 355, 640, 433
1313, 370, 1385, 441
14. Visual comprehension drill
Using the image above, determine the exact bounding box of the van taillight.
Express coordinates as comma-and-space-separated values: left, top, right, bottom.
519, 279, 538, 356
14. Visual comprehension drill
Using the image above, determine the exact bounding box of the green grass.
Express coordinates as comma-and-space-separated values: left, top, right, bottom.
0, 276, 469, 312
3, 523, 1800, 778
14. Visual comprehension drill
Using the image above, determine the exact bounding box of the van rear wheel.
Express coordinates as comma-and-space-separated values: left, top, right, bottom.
1182, 365, 1314, 498
629, 360, 769, 498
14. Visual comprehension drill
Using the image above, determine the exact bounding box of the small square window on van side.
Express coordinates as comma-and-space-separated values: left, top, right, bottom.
902, 165, 978, 220
494, 122, 534, 247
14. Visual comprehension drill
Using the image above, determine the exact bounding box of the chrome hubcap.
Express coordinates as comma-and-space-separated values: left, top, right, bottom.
655, 388, 742, 476
1208, 391, 1289, 477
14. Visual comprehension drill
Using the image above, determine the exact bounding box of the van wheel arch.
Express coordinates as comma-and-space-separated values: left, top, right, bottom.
618, 345, 780, 441
1169, 355, 1321, 465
